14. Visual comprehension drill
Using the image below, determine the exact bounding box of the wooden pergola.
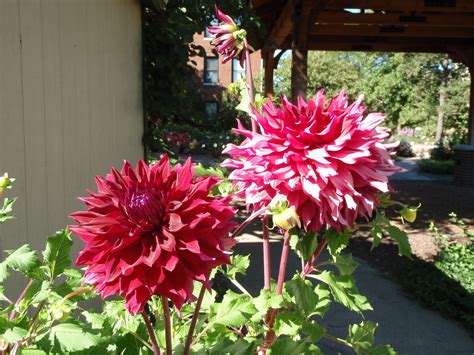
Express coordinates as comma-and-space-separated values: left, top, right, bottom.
250, 0, 474, 145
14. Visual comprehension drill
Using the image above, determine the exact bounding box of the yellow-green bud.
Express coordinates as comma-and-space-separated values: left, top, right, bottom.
272, 205, 301, 231
0, 173, 11, 189
49, 300, 72, 322
400, 204, 421, 223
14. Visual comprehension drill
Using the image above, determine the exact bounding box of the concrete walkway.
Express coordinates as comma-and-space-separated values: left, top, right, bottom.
391, 158, 453, 182
234, 239, 474, 355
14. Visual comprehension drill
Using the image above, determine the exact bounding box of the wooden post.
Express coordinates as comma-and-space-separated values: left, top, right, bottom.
264, 48, 275, 98
468, 63, 474, 144
291, 0, 308, 102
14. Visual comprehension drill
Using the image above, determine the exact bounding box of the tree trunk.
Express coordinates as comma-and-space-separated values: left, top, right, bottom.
435, 80, 446, 141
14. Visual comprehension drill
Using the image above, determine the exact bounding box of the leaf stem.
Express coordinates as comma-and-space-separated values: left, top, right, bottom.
161, 297, 172, 355
231, 278, 251, 296
323, 333, 353, 348
302, 235, 328, 277
9, 280, 33, 321
142, 310, 161, 355
262, 217, 271, 289
184, 285, 206, 355
243, 38, 257, 132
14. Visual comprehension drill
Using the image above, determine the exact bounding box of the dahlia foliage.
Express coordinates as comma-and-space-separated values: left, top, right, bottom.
70, 157, 235, 314
223, 92, 399, 232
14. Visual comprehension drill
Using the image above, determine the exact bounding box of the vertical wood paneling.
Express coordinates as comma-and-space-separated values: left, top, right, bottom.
19, 0, 49, 251
0, 0, 143, 263
42, 0, 66, 233
0, 0, 28, 258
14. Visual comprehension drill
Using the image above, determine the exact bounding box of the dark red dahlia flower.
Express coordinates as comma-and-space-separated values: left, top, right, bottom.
70, 156, 236, 315
222, 91, 399, 233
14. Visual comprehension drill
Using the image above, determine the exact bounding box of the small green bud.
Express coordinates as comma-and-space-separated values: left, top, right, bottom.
49, 300, 72, 322
0, 173, 11, 189
272, 205, 301, 231
400, 204, 421, 223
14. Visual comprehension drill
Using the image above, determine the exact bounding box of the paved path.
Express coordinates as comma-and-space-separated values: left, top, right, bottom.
391, 158, 453, 182
234, 239, 474, 355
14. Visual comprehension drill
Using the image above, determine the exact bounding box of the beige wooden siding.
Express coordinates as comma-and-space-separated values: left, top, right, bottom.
0, 0, 143, 258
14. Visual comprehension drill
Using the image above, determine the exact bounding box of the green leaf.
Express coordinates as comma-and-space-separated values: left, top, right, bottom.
43, 229, 73, 280
290, 231, 319, 261
18, 348, 48, 354
274, 312, 302, 337
367, 344, 398, 355
384, 225, 412, 258
302, 320, 325, 343
330, 253, 358, 276
326, 229, 349, 256
370, 226, 383, 250
252, 288, 285, 322
313, 284, 332, 317
210, 291, 256, 328
0, 198, 16, 224
347, 321, 378, 354
269, 338, 306, 354
285, 276, 319, 316
0, 245, 41, 282
226, 255, 250, 279
311, 271, 372, 314
1, 326, 28, 343
38, 322, 101, 353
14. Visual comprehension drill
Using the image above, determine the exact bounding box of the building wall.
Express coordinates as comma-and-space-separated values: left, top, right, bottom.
192, 32, 262, 104
0, 0, 143, 260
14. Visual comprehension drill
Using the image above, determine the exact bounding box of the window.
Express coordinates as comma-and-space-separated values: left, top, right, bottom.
232, 58, 246, 82
205, 101, 219, 120
204, 57, 219, 84
204, 19, 218, 38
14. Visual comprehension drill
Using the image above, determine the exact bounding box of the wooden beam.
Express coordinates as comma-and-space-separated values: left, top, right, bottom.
326, 0, 474, 12
268, 0, 294, 47
297, 36, 474, 53
291, 0, 308, 101
263, 49, 275, 97
310, 24, 474, 38
315, 10, 474, 27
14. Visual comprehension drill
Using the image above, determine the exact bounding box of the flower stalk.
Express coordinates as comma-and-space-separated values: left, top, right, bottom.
262, 217, 271, 289
161, 297, 172, 355
142, 311, 161, 355
184, 285, 206, 355
243, 38, 257, 133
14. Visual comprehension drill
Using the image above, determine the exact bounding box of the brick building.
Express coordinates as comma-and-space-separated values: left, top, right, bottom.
192, 29, 262, 120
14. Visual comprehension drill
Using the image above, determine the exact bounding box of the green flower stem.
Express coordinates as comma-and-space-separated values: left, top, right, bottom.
8, 280, 33, 321
161, 297, 172, 355
276, 232, 291, 295
243, 38, 257, 133
262, 217, 271, 289
184, 285, 206, 355
231, 278, 252, 296
323, 333, 353, 349
142, 311, 161, 355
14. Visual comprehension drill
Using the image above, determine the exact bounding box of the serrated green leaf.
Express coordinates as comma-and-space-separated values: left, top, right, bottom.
367, 344, 398, 355
371, 226, 383, 250
383, 225, 412, 258
43, 229, 73, 280
0, 197, 16, 224
330, 253, 358, 276
302, 320, 325, 343
311, 271, 372, 314
38, 322, 100, 353
1, 326, 28, 343
18, 348, 47, 354
226, 254, 250, 279
290, 232, 319, 261
326, 229, 349, 256
83, 311, 105, 329
313, 284, 332, 316
210, 291, 256, 328
285, 275, 319, 316
0, 245, 41, 282
269, 338, 306, 354
209, 338, 257, 355
252, 288, 285, 322
347, 321, 378, 354
274, 312, 302, 337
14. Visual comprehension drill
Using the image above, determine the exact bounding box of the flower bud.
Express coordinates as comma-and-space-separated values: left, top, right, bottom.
49, 300, 72, 322
0, 173, 11, 189
272, 205, 301, 231
400, 204, 421, 223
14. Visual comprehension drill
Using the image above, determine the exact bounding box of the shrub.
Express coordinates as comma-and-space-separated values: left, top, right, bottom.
418, 159, 454, 174
396, 139, 415, 158
430, 139, 453, 161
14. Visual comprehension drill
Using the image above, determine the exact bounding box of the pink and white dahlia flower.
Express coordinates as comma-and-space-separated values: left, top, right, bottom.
70, 156, 236, 314
207, 5, 246, 64
222, 91, 399, 232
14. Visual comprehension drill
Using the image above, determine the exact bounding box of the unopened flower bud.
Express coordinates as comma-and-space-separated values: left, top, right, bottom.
49, 300, 72, 322
0, 173, 11, 189
400, 204, 421, 223
272, 205, 301, 231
